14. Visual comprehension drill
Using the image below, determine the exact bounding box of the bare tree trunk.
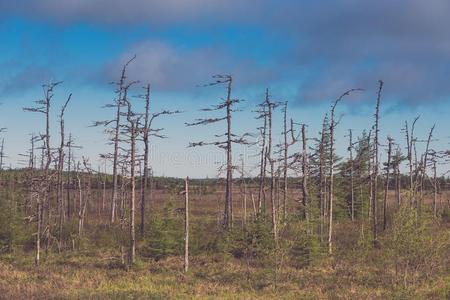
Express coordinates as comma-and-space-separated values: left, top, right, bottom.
140, 84, 150, 237
57, 95, 72, 248
111, 100, 121, 224
328, 89, 360, 254
184, 177, 189, 273
241, 157, 247, 228
372, 80, 383, 246
319, 116, 327, 242
405, 117, 419, 208
35, 193, 41, 266
328, 109, 336, 254
395, 148, 401, 209
225, 79, 233, 229
367, 131, 373, 219
66, 135, 73, 219
0, 138, 4, 170
111, 56, 135, 224
301, 124, 309, 223
419, 125, 435, 216
267, 89, 277, 243
102, 158, 107, 214
282, 102, 288, 221
383, 137, 392, 231
76, 163, 83, 237
24, 81, 61, 265
433, 157, 437, 218
348, 129, 355, 221
258, 106, 267, 214
126, 98, 137, 265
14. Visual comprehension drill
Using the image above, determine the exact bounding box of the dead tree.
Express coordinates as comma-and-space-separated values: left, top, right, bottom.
24, 81, 62, 265
186, 75, 248, 229
264, 89, 280, 242
256, 102, 268, 214
57, 94, 72, 247
301, 124, 310, 223
0, 137, 5, 170
392, 146, 403, 209
367, 130, 373, 219
328, 88, 362, 254
65, 135, 81, 219
77, 158, 92, 238
282, 103, 289, 220
372, 80, 383, 246
139, 84, 181, 237
318, 114, 328, 242
431, 151, 440, 218
184, 176, 189, 273
280, 102, 297, 221
122, 87, 140, 265
140, 84, 151, 238
93, 56, 136, 224
383, 137, 393, 231
100, 155, 107, 213
347, 129, 355, 221
404, 116, 420, 207
239, 155, 248, 228
419, 125, 435, 215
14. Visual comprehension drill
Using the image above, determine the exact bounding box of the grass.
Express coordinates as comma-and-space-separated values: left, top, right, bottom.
1, 187, 449, 299
1, 244, 449, 299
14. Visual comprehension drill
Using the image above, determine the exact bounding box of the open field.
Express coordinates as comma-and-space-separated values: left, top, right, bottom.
1, 184, 449, 299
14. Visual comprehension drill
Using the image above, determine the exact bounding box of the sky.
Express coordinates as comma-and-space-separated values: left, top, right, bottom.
0, 0, 449, 178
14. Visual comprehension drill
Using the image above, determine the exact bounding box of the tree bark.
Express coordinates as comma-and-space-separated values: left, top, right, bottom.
184, 177, 189, 273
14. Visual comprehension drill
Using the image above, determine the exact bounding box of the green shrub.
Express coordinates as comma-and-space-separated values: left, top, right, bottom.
225, 217, 275, 265
383, 207, 450, 288
141, 200, 183, 260
0, 191, 32, 253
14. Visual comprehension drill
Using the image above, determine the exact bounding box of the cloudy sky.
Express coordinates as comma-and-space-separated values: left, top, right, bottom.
0, 0, 449, 177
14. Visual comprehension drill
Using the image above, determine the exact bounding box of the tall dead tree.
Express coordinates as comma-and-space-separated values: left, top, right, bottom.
431, 151, 438, 218
93, 56, 136, 224
65, 135, 81, 219
186, 75, 248, 229
239, 155, 248, 228
139, 84, 181, 237
78, 158, 92, 238
318, 114, 328, 241
367, 130, 373, 219
419, 125, 435, 215
184, 176, 189, 273
383, 137, 393, 231
256, 102, 268, 214
57, 94, 72, 247
301, 124, 309, 223
0, 137, 5, 170
392, 146, 403, 209
24, 81, 62, 266
140, 84, 151, 237
372, 80, 383, 246
348, 129, 355, 221
328, 89, 362, 254
404, 116, 420, 207
122, 86, 140, 265
280, 102, 297, 221
265, 88, 280, 242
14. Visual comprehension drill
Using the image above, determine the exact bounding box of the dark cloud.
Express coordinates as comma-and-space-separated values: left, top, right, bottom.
105, 41, 278, 91
0, 65, 54, 95
0, 0, 253, 25
275, 0, 450, 105
2, 0, 450, 106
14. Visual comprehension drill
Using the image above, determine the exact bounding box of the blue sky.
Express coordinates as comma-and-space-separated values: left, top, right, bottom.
0, 0, 449, 177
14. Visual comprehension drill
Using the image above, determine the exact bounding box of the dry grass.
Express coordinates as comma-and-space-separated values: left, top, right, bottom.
1, 188, 449, 299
